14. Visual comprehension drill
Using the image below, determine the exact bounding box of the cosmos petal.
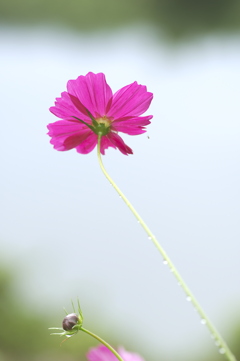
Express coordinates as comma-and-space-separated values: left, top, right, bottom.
48, 72, 153, 155
67, 72, 113, 118
112, 116, 152, 135
107, 82, 153, 118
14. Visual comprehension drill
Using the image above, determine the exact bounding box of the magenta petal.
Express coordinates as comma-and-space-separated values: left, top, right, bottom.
48, 72, 153, 155
118, 348, 145, 361
87, 345, 118, 361
114, 115, 152, 126
107, 82, 153, 119
100, 135, 117, 155
75, 132, 98, 154
112, 115, 152, 135
67, 72, 113, 118
47, 120, 86, 136
50, 92, 88, 120
50, 132, 91, 151
101, 132, 133, 155
47, 120, 91, 151
87, 345, 145, 361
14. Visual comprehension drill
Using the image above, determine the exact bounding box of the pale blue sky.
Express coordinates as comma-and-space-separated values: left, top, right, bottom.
1, 25, 240, 361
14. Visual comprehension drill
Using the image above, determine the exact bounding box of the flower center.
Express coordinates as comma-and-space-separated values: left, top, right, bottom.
94, 116, 111, 136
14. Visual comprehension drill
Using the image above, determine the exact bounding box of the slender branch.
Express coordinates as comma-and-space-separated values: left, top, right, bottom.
71, 116, 95, 131
96, 134, 237, 361
81, 327, 124, 361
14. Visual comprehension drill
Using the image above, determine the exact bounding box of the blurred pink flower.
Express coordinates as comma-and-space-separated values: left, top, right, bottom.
48, 72, 153, 155
87, 345, 145, 361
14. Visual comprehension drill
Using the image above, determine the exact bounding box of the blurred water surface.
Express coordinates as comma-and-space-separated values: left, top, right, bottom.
0, 25, 240, 361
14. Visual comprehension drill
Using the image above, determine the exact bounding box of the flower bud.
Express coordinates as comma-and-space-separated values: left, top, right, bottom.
62, 313, 79, 331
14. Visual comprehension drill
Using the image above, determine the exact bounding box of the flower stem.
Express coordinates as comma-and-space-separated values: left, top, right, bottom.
96, 135, 236, 361
80, 327, 124, 361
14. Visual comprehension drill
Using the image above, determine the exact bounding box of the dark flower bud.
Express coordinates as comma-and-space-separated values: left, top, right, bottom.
49, 300, 83, 338
62, 313, 79, 331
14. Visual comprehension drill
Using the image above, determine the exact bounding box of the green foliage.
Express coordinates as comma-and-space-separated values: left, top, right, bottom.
0, 268, 47, 360
0, 0, 240, 39
229, 322, 240, 361
0, 267, 88, 361
150, 0, 240, 39
0, 265, 239, 361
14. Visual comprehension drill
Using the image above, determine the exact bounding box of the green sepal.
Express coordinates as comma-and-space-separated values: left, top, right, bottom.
71, 116, 110, 136
49, 299, 83, 338
72, 116, 95, 132
92, 122, 110, 136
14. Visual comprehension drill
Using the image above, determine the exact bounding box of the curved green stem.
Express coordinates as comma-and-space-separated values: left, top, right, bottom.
81, 327, 124, 361
97, 135, 236, 361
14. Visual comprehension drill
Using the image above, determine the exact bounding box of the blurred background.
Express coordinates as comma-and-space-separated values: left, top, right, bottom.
0, 0, 240, 361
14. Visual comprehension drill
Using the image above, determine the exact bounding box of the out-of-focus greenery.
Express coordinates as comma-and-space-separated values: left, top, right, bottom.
0, 0, 240, 39
151, 0, 240, 38
0, 266, 95, 361
0, 264, 240, 361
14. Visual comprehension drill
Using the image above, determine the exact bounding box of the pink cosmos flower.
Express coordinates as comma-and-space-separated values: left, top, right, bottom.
47, 72, 153, 155
87, 345, 145, 361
